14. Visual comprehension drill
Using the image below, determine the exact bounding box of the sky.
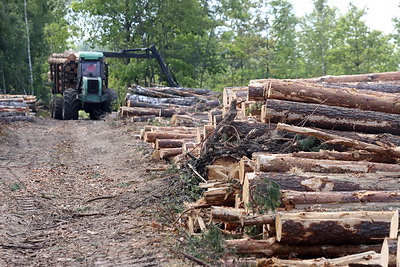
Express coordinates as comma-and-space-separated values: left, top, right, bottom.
289, 0, 400, 34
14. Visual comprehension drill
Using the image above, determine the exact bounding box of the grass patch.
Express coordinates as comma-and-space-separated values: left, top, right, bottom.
10, 183, 26, 191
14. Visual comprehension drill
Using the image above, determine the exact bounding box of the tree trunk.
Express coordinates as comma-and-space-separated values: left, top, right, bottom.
304, 71, 400, 83
248, 79, 400, 114
225, 240, 381, 257
275, 210, 398, 245
155, 138, 196, 149
202, 188, 237, 206
211, 206, 275, 226
143, 132, 197, 143
260, 99, 400, 135
120, 106, 179, 118
291, 150, 396, 164
254, 154, 400, 173
159, 148, 182, 159
321, 82, 400, 94
126, 94, 200, 106
276, 123, 400, 159
244, 171, 400, 193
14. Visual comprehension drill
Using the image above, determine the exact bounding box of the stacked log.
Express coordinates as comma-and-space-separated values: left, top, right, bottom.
171, 71, 400, 264
120, 84, 220, 121
0, 94, 37, 121
47, 51, 78, 94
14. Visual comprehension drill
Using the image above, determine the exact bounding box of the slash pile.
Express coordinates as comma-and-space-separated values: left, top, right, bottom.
135, 71, 400, 266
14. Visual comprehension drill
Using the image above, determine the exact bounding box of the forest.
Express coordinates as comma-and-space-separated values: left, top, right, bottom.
1, 0, 400, 103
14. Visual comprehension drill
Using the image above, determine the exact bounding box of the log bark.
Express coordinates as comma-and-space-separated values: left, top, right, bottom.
170, 113, 209, 127
254, 154, 400, 173
282, 190, 400, 206
223, 87, 248, 106
143, 132, 196, 143
128, 85, 180, 98
305, 71, 400, 83
126, 93, 200, 106
275, 210, 398, 245
380, 237, 399, 267
211, 206, 275, 226
202, 188, 237, 206
260, 99, 400, 135
276, 123, 400, 159
130, 115, 156, 122
256, 251, 381, 266
120, 106, 180, 118
248, 79, 400, 115
322, 82, 400, 94
291, 150, 396, 164
159, 148, 182, 159
127, 100, 183, 109
225, 240, 381, 257
244, 172, 400, 193
155, 138, 196, 149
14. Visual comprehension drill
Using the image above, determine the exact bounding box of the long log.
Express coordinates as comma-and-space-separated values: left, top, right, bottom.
211, 206, 275, 226
260, 99, 400, 135
380, 237, 399, 267
254, 154, 400, 173
322, 82, 400, 94
126, 93, 200, 106
244, 172, 400, 193
120, 106, 179, 118
248, 79, 400, 114
225, 239, 381, 257
155, 138, 196, 149
128, 85, 180, 98
275, 210, 398, 245
159, 148, 182, 159
202, 188, 237, 206
305, 71, 400, 83
291, 150, 396, 164
256, 251, 381, 266
282, 190, 400, 206
143, 132, 196, 143
276, 123, 400, 159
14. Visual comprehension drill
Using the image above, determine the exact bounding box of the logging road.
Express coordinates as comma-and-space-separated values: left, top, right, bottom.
0, 117, 185, 266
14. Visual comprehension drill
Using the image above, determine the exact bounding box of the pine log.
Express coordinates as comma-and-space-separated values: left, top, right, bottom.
203, 188, 237, 206
155, 138, 196, 149
126, 93, 200, 106
291, 150, 396, 164
305, 71, 400, 83
150, 87, 214, 98
127, 100, 183, 109
254, 154, 400, 173
159, 148, 182, 159
223, 87, 248, 106
211, 206, 275, 226
170, 113, 209, 126
120, 106, 179, 118
322, 82, 400, 94
275, 210, 398, 245
260, 99, 400, 135
276, 123, 400, 159
128, 85, 181, 98
380, 237, 399, 267
256, 251, 381, 266
244, 172, 400, 193
248, 79, 400, 115
130, 115, 156, 122
282, 190, 400, 206
225, 240, 381, 257
143, 132, 196, 143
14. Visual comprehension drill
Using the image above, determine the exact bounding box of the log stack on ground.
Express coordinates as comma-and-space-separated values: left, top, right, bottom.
0, 94, 37, 121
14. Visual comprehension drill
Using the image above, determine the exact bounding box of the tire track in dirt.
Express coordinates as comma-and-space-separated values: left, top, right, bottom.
0, 118, 183, 266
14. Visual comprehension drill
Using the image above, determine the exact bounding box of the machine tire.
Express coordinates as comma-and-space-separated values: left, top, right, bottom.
89, 108, 106, 120
51, 96, 63, 120
103, 89, 118, 113
62, 89, 79, 120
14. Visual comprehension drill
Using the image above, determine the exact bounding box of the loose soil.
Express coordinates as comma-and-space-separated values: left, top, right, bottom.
0, 116, 187, 266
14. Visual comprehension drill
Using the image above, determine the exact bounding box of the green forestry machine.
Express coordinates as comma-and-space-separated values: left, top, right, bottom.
48, 45, 179, 120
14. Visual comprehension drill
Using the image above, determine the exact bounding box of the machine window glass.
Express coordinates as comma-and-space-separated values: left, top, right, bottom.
82, 61, 100, 77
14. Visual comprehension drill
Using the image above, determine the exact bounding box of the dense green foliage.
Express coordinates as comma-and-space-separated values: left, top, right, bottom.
1, 0, 400, 101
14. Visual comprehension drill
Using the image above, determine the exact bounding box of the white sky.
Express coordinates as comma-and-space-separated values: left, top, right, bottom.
289, 0, 400, 34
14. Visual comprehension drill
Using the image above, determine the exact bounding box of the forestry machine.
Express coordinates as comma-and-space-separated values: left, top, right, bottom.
49, 45, 179, 120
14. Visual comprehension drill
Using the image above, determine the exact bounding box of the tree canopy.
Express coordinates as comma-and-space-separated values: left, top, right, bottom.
1, 0, 400, 101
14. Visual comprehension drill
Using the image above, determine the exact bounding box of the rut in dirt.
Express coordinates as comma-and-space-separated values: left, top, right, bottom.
0, 118, 179, 266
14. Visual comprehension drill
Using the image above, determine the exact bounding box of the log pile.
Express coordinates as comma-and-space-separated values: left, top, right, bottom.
47, 51, 78, 94
0, 94, 37, 122
169, 71, 400, 264
119, 84, 220, 121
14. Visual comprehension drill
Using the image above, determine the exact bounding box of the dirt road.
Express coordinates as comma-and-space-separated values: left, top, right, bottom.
0, 117, 183, 266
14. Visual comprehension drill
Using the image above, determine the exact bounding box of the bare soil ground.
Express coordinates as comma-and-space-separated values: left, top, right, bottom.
0, 116, 187, 266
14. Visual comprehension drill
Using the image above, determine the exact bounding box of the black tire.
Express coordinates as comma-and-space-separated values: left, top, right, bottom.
51, 96, 63, 120
62, 89, 79, 120
103, 89, 118, 113
89, 108, 106, 120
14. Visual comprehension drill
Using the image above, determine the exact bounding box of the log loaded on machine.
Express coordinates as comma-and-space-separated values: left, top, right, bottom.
48, 45, 178, 120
